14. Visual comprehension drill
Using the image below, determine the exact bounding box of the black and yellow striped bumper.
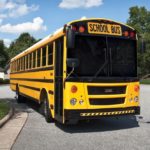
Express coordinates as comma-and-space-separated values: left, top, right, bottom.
64, 107, 140, 120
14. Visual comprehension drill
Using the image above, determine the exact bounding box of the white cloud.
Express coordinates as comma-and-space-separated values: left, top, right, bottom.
9, 4, 39, 18
0, 14, 7, 19
3, 38, 12, 47
59, 0, 103, 9
4, 2, 16, 10
0, 0, 39, 19
0, 17, 47, 34
0, 19, 3, 25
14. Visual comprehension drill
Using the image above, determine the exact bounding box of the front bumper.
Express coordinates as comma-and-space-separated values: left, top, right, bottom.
64, 107, 140, 120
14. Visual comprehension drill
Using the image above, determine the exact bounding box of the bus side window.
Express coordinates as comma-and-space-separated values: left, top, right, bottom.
17, 59, 19, 71
26, 55, 28, 70
37, 49, 41, 67
42, 46, 46, 66
23, 56, 25, 70
30, 53, 32, 69
20, 58, 22, 71
48, 43, 53, 65
28, 54, 30, 69
11, 62, 12, 72
14, 61, 15, 72
33, 51, 36, 68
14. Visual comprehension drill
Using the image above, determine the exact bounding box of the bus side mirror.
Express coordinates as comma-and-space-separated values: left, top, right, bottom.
67, 28, 75, 49
67, 58, 79, 68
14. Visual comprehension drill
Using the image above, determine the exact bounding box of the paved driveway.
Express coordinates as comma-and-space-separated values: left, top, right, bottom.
0, 85, 150, 150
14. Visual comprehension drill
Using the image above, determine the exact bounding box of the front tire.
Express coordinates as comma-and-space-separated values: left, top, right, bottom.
43, 95, 54, 123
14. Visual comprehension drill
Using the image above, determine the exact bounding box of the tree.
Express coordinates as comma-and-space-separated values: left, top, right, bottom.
0, 40, 9, 68
127, 6, 150, 76
127, 6, 150, 34
7, 33, 37, 58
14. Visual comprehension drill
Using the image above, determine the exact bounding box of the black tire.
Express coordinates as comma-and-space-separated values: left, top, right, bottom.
16, 87, 25, 103
42, 95, 54, 123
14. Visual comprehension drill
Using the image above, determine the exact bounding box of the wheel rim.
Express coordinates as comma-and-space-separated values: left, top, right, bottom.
16, 91, 19, 99
44, 99, 47, 116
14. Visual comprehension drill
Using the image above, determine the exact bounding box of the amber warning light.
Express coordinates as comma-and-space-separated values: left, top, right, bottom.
71, 85, 78, 93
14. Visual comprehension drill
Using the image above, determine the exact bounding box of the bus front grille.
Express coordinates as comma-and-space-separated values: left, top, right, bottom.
88, 86, 126, 95
89, 98, 125, 105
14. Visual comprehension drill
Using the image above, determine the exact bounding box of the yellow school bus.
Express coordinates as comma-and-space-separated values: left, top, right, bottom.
10, 18, 140, 124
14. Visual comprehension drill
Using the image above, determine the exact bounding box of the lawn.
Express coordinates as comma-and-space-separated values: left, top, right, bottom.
140, 79, 150, 84
0, 101, 10, 120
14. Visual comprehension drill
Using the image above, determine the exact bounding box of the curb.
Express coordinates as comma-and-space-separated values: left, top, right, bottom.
0, 84, 10, 86
0, 106, 14, 128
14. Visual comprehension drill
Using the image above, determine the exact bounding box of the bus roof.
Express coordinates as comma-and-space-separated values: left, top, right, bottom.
67, 18, 135, 30
11, 18, 134, 62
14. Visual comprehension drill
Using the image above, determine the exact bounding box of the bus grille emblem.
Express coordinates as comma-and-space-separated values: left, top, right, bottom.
105, 89, 113, 93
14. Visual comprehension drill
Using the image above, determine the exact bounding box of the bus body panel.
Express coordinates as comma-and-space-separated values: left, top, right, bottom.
64, 82, 139, 110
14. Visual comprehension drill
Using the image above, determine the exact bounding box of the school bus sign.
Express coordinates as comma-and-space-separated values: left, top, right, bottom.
88, 22, 122, 36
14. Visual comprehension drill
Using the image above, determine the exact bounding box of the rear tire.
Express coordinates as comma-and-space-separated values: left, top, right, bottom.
42, 95, 54, 123
16, 87, 25, 103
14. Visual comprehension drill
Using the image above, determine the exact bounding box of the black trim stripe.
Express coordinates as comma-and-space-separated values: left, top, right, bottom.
10, 66, 54, 74
10, 83, 16, 86
20, 92, 39, 102
49, 90, 54, 95
65, 77, 139, 83
20, 84, 40, 91
11, 78, 53, 83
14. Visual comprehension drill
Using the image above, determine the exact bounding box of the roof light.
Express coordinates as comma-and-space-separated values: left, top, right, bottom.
130, 31, 135, 38
72, 26, 77, 31
79, 26, 85, 33
123, 31, 129, 37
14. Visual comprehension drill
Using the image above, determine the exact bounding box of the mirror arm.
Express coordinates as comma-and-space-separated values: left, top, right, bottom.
64, 67, 74, 89
66, 67, 74, 79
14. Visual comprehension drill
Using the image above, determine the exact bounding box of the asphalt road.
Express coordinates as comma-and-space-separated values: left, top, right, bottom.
0, 85, 150, 150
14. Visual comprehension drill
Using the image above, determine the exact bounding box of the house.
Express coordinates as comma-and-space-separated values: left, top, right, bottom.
0, 67, 4, 80
4, 62, 10, 79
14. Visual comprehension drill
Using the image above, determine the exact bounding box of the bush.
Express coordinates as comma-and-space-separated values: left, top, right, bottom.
140, 78, 150, 84
0, 79, 10, 84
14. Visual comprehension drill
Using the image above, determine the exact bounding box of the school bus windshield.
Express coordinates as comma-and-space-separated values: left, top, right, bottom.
67, 35, 137, 77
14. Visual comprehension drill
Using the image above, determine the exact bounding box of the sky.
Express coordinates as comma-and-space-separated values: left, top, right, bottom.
0, 0, 150, 47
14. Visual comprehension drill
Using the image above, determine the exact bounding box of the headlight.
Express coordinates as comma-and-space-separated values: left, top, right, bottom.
79, 99, 84, 105
134, 96, 139, 102
70, 98, 77, 105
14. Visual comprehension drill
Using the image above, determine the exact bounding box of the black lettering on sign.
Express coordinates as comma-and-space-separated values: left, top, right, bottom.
89, 24, 93, 32
88, 23, 121, 35
111, 25, 121, 34
105, 25, 110, 33
116, 27, 121, 34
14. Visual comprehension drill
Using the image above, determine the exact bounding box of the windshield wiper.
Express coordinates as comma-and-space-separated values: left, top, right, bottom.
94, 60, 108, 77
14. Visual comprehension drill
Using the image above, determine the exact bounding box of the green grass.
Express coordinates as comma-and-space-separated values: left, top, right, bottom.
140, 79, 150, 84
0, 101, 10, 120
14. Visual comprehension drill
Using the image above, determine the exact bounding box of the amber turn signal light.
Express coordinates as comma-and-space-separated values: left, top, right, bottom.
134, 85, 139, 92
71, 85, 78, 93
